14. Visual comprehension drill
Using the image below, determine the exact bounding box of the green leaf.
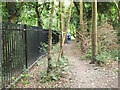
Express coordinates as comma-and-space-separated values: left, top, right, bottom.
11, 77, 15, 80
24, 81, 27, 85
21, 74, 24, 77
21, 79, 23, 82
52, 76, 58, 80
26, 74, 28, 78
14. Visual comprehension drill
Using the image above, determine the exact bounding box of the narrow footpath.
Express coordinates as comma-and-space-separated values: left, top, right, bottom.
64, 40, 118, 88
15, 40, 118, 88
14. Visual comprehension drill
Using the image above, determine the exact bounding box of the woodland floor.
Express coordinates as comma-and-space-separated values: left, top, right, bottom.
15, 40, 118, 88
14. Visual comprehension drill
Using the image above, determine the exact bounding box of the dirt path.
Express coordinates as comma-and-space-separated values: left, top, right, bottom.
15, 40, 118, 88
64, 41, 118, 88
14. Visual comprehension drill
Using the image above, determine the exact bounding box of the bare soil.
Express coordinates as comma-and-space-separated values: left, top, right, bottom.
15, 40, 118, 88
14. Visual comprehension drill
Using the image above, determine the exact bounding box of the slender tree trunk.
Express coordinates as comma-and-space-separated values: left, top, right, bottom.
74, 2, 80, 42
63, 7, 67, 44
86, 8, 91, 35
76, 20, 80, 42
80, 0, 84, 52
47, 1, 55, 74
59, 0, 64, 57
57, 1, 73, 63
90, 0, 97, 64
35, 2, 42, 27
114, 0, 119, 18
114, 0, 120, 44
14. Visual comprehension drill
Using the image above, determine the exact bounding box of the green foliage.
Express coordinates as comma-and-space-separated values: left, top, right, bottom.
11, 65, 29, 88
95, 51, 112, 66
84, 47, 118, 66
22, 65, 28, 74
108, 50, 118, 61
19, 73, 29, 85
39, 56, 69, 83
39, 42, 48, 54
85, 48, 92, 59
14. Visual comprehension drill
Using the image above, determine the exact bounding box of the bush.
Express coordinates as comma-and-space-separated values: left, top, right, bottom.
84, 47, 118, 66
39, 56, 69, 83
85, 48, 92, 59
95, 51, 111, 66
108, 50, 118, 61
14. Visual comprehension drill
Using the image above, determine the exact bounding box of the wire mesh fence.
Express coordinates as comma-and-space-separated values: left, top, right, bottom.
1, 22, 59, 88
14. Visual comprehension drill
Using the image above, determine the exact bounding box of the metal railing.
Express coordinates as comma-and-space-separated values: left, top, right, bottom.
1, 22, 59, 88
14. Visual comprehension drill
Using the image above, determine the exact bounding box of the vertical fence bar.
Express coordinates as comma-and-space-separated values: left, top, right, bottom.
21, 29, 24, 70
0, 4, 2, 88
5, 30, 7, 87
7, 30, 10, 85
13, 29, 16, 76
24, 25, 28, 69
2, 28, 4, 88
9, 32, 12, 83
11, 32, 14, 82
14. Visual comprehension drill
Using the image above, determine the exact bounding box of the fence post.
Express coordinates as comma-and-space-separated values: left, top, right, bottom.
24, 24, 28, 69
0, 23, 3, 89
0, 1, 3, 88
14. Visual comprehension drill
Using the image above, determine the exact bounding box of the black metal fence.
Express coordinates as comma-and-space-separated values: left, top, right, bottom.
1, 22, 59, 88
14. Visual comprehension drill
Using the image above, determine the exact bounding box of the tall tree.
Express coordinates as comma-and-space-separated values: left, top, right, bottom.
35, 2, 42, 27
59, 0, 64, 57
80, 0, 84, 52
57, 1, 73, 62
114, 0, 120, 36
47, 1, 55, 74
90, 0, 97, 64
74, 2, 80, 42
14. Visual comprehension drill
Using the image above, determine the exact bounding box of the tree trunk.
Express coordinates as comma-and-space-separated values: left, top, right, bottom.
76, 20, 80, 42
74, 2, 80, 42
35, 2, 42, 27
63, 7, 67, 44
57, 1, 73, 63
90, 0, 97, 64
114, 0, 120, 44
47, 1, 55, 74
59, 0, 64, 57
80, 0, 84, 52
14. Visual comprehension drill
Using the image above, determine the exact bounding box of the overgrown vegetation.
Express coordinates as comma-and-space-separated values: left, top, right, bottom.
78, 19, 118, 66
38, 44, 70, 83
11, 65, 29, 88
80, 47, 118, 66
38, 56, 70, 83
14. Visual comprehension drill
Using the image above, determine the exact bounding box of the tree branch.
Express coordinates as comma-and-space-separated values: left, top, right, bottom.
57, 1, 73, 62
114, 0, 119, 17
35, 2, 42, 27
74, 2, 80, 15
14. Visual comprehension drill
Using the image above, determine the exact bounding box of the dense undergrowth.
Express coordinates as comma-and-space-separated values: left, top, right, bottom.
38, 44, 70, 83
83, 48, 118, 66
79, 21, 118, 66
38, 56, 70, 83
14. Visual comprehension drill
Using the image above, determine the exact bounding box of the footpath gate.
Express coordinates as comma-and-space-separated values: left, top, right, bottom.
1, 22, 59, 88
